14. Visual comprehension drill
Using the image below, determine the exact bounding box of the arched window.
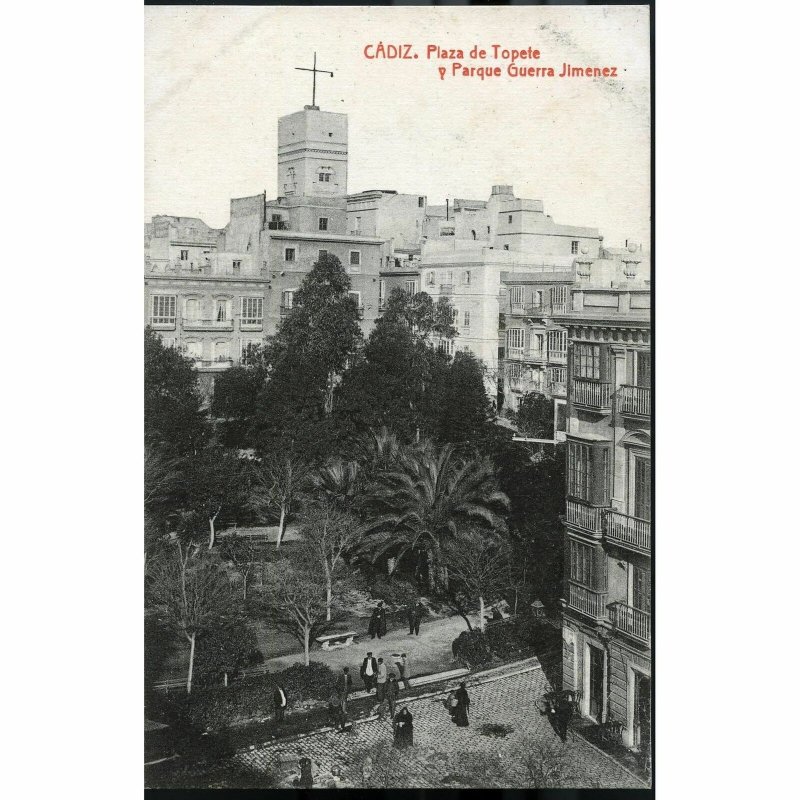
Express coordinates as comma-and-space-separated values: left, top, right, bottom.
318, 167, 334, 183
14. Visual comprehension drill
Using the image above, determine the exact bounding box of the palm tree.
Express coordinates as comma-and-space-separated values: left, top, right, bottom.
360, 440, 510, 591
307, 457, 362, 512
353, 426, 402, 480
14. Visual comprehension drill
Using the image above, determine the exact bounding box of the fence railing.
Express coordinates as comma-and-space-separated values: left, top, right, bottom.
606, 511, 651, 554
572, 379, 612, 410
568, 582, 608, 619
565, 500, 606, 534
618, 385, 651, 417
608, 602, 650, 644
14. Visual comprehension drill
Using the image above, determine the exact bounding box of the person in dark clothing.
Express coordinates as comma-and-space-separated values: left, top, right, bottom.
360, 651, 378, 692
273, 685, 288, 723
393, 706, 414, 749
376, 601, 387, 638
452, 682, 470, 727
554, 694, 573, 742
386, 674, 400, 720
368, 607, 379, 639
411, 602, 425, 635
406, 602, 416, 635
337, 667, 353, 715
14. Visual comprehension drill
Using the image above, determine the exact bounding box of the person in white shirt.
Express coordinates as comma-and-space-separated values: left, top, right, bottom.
273, 685, 288, 723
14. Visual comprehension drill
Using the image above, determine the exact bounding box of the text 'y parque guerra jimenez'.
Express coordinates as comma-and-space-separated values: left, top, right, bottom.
362, 43, 619, 80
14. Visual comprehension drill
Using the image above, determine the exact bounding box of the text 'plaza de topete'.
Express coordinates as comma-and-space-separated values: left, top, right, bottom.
144, 100, 651, 760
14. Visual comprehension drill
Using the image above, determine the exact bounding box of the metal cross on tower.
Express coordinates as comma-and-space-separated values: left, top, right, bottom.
295, 52, 333, 109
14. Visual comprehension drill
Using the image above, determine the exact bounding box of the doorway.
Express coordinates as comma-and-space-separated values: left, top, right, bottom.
634, 673, 651, 753
588, 644, 605, 721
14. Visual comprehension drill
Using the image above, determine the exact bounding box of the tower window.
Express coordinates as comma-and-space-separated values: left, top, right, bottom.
285, 248, 296, 262
571, 240, 579, 254
349, 250, 361, 267
508, 215, 513, 223
180, 250, 188, 261
232, 260, 241, 271
318, 217, 328, 231
418, 196, 425, 208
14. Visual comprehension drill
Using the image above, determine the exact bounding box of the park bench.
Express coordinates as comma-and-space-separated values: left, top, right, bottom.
315, 631, 359, 650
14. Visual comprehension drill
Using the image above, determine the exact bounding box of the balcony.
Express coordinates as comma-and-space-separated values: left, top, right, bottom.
572, 379, 612, 412
182, 318, 234, 331
550, 381, 567, 398
150, 317, 176, 330
193, 358, 234, 371
567, 582, 608, 620
279, 305, 293, 317
565, 500, 606, 535
439, 284, 454, 295
608, 602, 650, 645
607, 511, 651, 554
240, 319, 263, 331
548, 350, 567, 364
267, 220, 290, 230
619, 385, 651, 417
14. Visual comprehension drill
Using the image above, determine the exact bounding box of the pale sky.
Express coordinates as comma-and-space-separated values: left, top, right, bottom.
145, 5, 650, 248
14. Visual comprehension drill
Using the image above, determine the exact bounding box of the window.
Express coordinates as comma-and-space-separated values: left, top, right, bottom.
573, 343, 603, 379
180, 250, 188, 261
214, 341, 230, 361
550, 285, 568, 309
487, 226, 491, 234
633, 456, 651, 521
570, 540, 596, 587
507, 328, 525, 351
151, 295, 176, 325
281, 290, 295, 313
318, 217, 328, 231
418, 196, 425, 208
549, 366, 566, 386
463, 270, 471, 285
349, 250, 361, 266
437, 339, 454, 356
185, 341, 202, 359
509, 285, 524, 306
507, 362, 524, 380
160, 336, 175, 349
532, 290, 543, 308
568, 440, 610, 504
503, 245, 510, 251
215, 300, 228, 322
631, 566, 651, 613
426, 271, 435, 286
318, 249, 328, 260
348, 291, 362, 306
232, 260, 241, 271
533, 333, 544, 353
635, 351, 651, 387
318, 168, 332, 182
463, 310, 471, 327
547, 330, 567, 357
446, 270, 454, 284
508, 215, 513, 223
241, 339, 261, 361
379, 280, 386, 307
241, 297, 263, 325
285, 248, 296, 262
451, 309, 459, 325
571, 240, 579, 254
404, 280, 417, 295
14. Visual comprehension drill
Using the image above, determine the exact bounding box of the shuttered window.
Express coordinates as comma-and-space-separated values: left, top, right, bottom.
568, 440, 610, 504
634, 456, 651, 521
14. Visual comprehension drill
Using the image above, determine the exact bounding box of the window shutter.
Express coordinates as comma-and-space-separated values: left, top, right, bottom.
590, 444, 610, 506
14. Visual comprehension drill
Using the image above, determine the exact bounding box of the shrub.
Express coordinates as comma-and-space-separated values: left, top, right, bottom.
168, 661, 337, 730
452, 615, 553, 667
192, 621, 263, 688
452, 630, 493, 668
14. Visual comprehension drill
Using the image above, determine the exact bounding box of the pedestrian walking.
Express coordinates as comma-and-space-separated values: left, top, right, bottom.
452, 681, 470, 727
406, 602, 416, 635
411, 601, 425, 635
396, 653, 411, 689
368, 606, 379, 640
337, 666, 353, 715
273, 684, 288, 723
360, 651, 378, 692
376, 601, 387, 639
555, 694, 573, 742
393, 706, 414, 749
375, 657, 388, 702
386, 674, 400, 720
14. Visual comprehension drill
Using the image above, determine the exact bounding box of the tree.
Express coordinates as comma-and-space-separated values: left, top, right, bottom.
382, 288, 457, 343
182, 446, 245, 549
144, 445, 183, 561
220, 533, 262, 600
361, 441, 511, 592
147, 542, 235, 693
211, 363, 267, 448
307, 458, 362, 513
250, 254, 362, 457
299, 505, 363, 621
192, 618, 261, 688
258, 550, 328, 666
515, 391, 555, 440
248, 454, 310, 549
427, 350, 493, 444
144, 327, 207, 455
443, 526, 510, 632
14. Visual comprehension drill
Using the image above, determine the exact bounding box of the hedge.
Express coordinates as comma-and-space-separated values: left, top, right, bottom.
166, 661, 337, 730
452, 615, 552, 667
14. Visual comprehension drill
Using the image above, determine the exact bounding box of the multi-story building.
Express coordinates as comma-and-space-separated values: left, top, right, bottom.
556, 245, 651, 764
144, 104, 388, 395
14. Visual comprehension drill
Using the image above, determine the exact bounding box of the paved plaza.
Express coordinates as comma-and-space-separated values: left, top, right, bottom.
233, 664, 649, 789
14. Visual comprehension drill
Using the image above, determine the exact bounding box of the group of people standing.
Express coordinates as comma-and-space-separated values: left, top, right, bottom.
367, 600, 427, 640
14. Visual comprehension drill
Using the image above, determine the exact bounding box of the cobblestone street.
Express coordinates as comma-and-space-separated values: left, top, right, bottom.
233, 665, 648, 789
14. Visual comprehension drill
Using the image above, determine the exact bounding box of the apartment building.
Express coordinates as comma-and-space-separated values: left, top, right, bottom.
144, 104, 388, 394
556, 245, 651, 764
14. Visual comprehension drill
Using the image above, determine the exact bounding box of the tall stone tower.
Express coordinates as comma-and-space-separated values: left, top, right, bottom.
277, 106, 348, 198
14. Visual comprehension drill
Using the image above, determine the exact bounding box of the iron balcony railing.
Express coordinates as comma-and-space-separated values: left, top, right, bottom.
618, 385, 651, 417
608, 602, 651, 644
565, 500, 606, 534
182, 318, 234, 330
567, 582, 608, 620
606, 511, 651, 554
572, 379, 612, 411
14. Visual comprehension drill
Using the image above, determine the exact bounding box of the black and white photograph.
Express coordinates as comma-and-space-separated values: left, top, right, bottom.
142, 2, 651, 791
